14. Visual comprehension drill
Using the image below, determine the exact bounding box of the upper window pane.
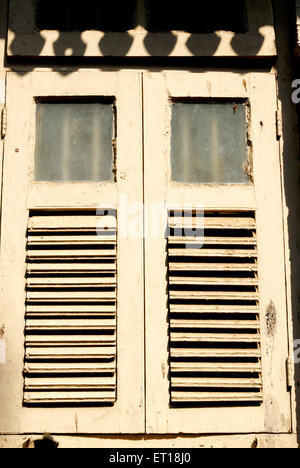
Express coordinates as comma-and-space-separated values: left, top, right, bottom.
35, 101, 114, 182
146, 0, 247, 33
171, 102, 249, 184
36, 0, 136, 32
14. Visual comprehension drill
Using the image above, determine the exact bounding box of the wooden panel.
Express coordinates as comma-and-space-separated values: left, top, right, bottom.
24, 210, 117, 405
168, 210, 263, 406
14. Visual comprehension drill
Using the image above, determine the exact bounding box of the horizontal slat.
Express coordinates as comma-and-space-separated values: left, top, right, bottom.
171, 392, 262, 402
171, 377, 262, 388
169, 277, 258, 286
169, 291, 259, 300
24, 391, 116, 404
170, 320, 260, 329
28, 235, 116, 245
170, 348, 261, 358
168, 248, 257, 258
170, 362, 261, 373
26, 318, 116, 331
169, 237, 256, 245
170, 332, 260, 343
25, 346, 116, 360
24, 361, 115, 374
28, 216, 116, 230
27, 290, 116, 300
26, 304, 116, 315
25, 335, 116, 346
27, 276, 116, 287
169, 304, 259, 314
27, 262, 116, 273
169, 262, 257, 272
27, 249, 116, 260
169, 217, 256, 230
24, 376, 116, 390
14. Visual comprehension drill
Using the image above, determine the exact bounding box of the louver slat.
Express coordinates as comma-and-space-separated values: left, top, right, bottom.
23, 210, 117, 406
168, 210, 263, 406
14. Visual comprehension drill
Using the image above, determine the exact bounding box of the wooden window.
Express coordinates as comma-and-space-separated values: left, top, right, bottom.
0, 71, 292, 435
0, 71, 144, 433
143, 72, 291, 433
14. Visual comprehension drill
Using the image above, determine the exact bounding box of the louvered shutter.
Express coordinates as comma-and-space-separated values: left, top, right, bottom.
168, 209, 262, 405
24, 210, 117, 405
144, 72, 291, 433
0, 71, 144, 434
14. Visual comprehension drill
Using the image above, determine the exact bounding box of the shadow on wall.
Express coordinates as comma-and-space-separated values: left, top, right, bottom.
273, 0, 300, 444
5, 0, 273, 74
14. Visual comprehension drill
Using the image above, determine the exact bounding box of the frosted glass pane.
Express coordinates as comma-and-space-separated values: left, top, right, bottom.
171, 102, 248, 184
35, 102, 114, 182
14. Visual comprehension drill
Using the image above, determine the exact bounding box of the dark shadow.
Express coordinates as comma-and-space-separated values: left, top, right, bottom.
4, 0, 275, 70
272, 0, 300, 444
34, 434, 59, 449
144, 33, 177, 57
99, 33, 134, 57
53, 32, 87, 57
186, 34, 221, 57
230, 34, 265, 56
9, 33, 46, 58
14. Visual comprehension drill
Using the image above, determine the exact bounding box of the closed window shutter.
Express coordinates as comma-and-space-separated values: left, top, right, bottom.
24, 210, 117, 405
168, 209, 262, 406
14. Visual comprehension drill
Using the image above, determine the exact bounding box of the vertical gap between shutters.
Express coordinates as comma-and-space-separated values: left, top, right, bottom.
23, 209, 117, 406
167, 209, 263, 407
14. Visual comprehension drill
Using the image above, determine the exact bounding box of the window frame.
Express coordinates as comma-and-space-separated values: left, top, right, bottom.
0, 70, 145, 434
143, 71, 291, 434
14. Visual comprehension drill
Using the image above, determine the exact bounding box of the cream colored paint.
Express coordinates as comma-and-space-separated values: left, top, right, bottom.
0, 71, 144, 434
0, 0, 299, 448
0, 434, 298, 449
143, 71, 291, 434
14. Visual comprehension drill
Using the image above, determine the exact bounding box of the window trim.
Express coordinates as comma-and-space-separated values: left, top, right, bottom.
143, 71, 291, 434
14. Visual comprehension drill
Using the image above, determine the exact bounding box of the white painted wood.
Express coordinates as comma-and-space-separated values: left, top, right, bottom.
143, 71, 291, 434
0, 71, 144, 434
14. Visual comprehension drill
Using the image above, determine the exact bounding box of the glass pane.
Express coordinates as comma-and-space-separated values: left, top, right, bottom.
171, 102, 248, 184
35, 102, 114, 182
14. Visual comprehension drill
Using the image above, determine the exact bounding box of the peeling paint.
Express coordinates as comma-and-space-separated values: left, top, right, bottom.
251, 438, 258, 448
266, 300, 277, 336
22, 437, 34, 449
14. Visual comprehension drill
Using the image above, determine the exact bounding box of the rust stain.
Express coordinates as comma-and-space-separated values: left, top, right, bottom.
161, 363, 166, 379
0, 325, 4, 338
242, 79, 247, 92
75, 413, 79, 433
